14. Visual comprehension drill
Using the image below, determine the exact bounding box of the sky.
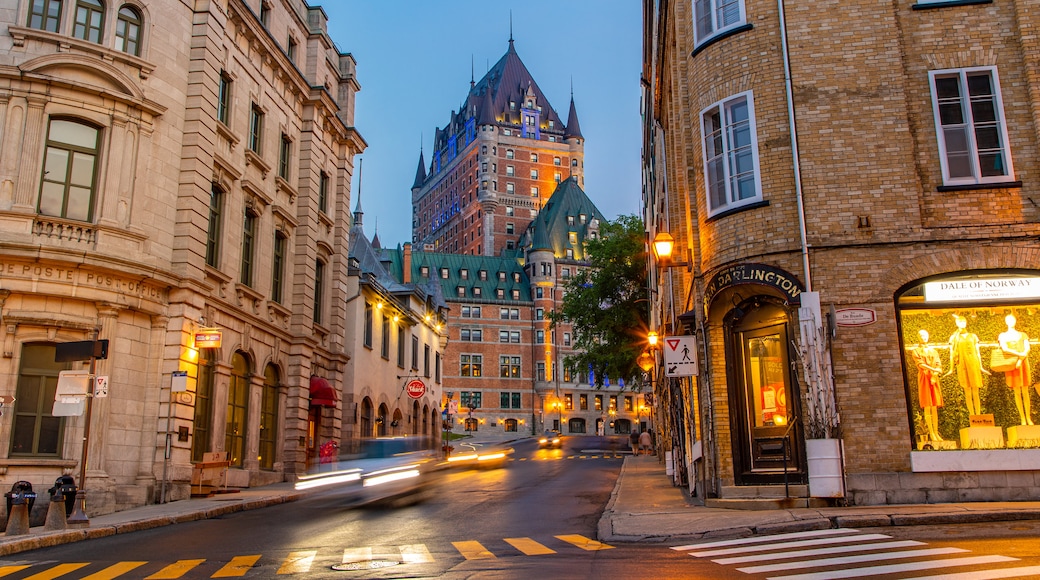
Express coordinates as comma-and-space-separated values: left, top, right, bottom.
318, 1, 644, 248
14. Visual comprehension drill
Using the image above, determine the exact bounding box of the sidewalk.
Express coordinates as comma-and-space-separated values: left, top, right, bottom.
598, 454, 1040, 542
4, 455, 1040, 556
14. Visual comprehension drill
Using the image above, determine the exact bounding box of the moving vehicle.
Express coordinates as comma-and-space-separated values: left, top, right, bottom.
295, 436, 438, 506
445, 441, 514, 469
538, 430, 562, 448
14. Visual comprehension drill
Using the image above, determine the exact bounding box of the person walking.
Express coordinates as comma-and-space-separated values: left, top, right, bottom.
629, 430, 639, 455
638, 430, 653, 456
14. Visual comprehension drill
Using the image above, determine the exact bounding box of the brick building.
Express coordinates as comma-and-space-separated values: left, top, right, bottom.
410, 38, 585, 257
0, 0, 362, 516
643, 0, 1040, 505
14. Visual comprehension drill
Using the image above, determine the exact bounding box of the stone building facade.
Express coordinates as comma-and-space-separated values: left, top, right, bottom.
0, 0, 362, 517
643, 0, 1040, 505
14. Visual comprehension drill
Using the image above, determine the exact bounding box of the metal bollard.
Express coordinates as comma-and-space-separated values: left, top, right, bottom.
43, 492, 67, 531
5, 494, 29, 536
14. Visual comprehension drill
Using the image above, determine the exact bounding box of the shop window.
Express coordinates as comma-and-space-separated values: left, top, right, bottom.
897, 272, 1040, 452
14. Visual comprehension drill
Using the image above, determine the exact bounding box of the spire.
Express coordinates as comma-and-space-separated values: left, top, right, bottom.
372, 217, 381, 249
412, 146, 427, 190
353, 158, 363, 227
470, 55, 475, 88
565, 93, 583, 140
509, 10, 514, 48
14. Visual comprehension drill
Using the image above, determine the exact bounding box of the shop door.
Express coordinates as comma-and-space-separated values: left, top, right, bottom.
730, 305, 805, 485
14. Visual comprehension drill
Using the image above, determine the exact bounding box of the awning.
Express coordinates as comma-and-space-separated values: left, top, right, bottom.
309, 376, 337, 407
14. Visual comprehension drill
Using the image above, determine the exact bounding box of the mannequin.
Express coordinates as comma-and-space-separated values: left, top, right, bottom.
911, 329, 944, 441
947, 314, 987, 416
998, 314, 1033, 426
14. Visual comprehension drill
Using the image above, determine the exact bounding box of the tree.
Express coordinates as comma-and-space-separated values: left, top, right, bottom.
549, 214, 649, 388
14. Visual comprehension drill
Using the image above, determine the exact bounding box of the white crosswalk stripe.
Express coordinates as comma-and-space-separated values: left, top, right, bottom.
672, 527, 1028, 580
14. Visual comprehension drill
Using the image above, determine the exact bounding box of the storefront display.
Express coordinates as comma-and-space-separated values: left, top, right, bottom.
898, 273, 1040, 450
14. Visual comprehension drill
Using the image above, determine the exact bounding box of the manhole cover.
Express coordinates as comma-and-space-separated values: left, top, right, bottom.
332, 559, 401, 571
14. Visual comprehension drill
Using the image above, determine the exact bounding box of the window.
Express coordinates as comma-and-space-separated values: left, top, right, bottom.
38, 119, 100, 222
420, 265, 430, 278
929, 67, 1014, 186
192, 349, 215, 461
694, 0, 747, 45
510, 308, 519, 320
460, 269, 469, 279
500, 356, 521, 378
259, 1, 270, 26
504, 418, 518, 432
536, 362, 546, 381
381, 313, 390, 359
318, 171, 329, 213
440, 268, 449, 279
506, 223, 514, 234
510, 331, 520, 343
702, 92, 761, 215
249, 103, 264, 153
73, 0, 104, 43
498, 272, 507, 282
536, 288, 544, 299
610, 395, 618, 411
226, 352, 250, 467
411, 335, 418, 369
563, 393, 573, 410
424, 344, 430, 377
11, 344, 66, 456
465, 418, 478, 432
461, 391, 482, 409
499, 330, 509, 343
217, 71, 232, 126
206, 184, 223, 268
554, 156, 561, 166
397, 325, 405, 367
564, 332, 571, 347
506, 183, 514, 194
461, 354, 482, 377
625, 396, 634, 412
271, 231, 286, 303
313, 259, 325, 324
364, 303, 373, 347
500, 308, 510, 320
579, 394, 588, 410
28, 0, 62, 32
536, 308, 544, 319
286, 36, 297, 63
278, 134, 292, 180
531, 153, 539, 162
479, 270, 487, 280
259, 365, 279, 470
460, 328, 482, 342
595, 395, 603, 411
436, 352, 442, 383
501, 391, 522, 408
531, 186, 539, 197
240, 209, 257, 286
536, 330, 544, 344
506, 206, 514, 216
506, 149, 514, 159
554, 172, 562, 183
563, 268, 571, 278
506, 165, 515, 176
457, 286, 465, 297
530, 169, 538, 179
115, 5, 142, 55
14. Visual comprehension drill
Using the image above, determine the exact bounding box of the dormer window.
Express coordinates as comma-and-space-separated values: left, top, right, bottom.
421, 266, 429, 277
513, 272, 521, 283
510, 101, 516, 111
473, 287, 482, 297
479, 270, 487, 280
441, 268, 449, 279
497, 289, 505, 299
579, 214, 587, 224
567, 216, 575, 226
512, 289, 520, 300
460, 269, 469, 280
457, 286, 465, 297
498, 271, 506, 281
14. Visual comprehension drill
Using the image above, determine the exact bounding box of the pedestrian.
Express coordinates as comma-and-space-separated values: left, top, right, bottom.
639, 430, 652, 455
629, 429, 639, 455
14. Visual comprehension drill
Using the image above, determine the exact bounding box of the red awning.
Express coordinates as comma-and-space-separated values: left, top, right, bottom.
309, 376, 337, 407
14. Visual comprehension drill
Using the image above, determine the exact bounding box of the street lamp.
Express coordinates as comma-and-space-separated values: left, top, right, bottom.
652, 231, 690, 270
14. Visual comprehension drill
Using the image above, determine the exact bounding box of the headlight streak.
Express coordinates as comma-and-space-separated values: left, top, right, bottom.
294, 469, 362, 490
363, 469, 421, 487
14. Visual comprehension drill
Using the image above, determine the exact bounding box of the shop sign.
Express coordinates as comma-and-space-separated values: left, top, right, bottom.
405, 379, 427, 399
704, 263, 804, 314
834, 308, 876, 327
924, 277, 1040, 302
195, 329, 222, 348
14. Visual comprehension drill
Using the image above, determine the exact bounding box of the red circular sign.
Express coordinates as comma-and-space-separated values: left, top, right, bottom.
405, 379, 427, 399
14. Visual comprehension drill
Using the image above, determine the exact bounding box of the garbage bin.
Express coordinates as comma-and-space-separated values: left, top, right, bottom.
4, 481, 36, 524
47, 476, 76, 517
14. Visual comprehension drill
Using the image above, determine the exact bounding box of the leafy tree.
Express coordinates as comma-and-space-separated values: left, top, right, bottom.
549, 214, 649, 388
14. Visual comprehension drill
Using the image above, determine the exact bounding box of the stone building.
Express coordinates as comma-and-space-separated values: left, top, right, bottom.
410, 38, 585, 257
643, 0, 1040, 505
0, 0, 362, 517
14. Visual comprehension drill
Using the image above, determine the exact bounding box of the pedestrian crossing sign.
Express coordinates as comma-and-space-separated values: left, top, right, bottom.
663, 335, 698, 378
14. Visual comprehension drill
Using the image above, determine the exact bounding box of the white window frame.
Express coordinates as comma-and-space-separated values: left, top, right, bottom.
700, 91, 762, 216
694, 0, 747, 47
928, 66, 1014, 186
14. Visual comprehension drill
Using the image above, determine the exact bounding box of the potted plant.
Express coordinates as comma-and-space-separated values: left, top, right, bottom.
797, 294, 845, 499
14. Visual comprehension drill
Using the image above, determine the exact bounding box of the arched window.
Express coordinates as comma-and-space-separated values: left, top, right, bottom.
464, 418, 478, 432
114, 5, 142, 55
360, 397, 373, 437
38, 118, 100, 222
377, 404, 389, 436
412, 401, 420, 435
73, 0, 104, 43
226, 352, 250, 467
28, 0, 63, 32
259, 364, 279, 470
504, 419, 518, 432
192, 348, 216, 461
10, 343, 67, 456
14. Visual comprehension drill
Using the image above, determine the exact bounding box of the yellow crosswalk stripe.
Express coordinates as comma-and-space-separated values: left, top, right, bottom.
211, 555, 261, 578
505, 537, 556, 555
555, 534, 615, 551
277, 551, 316, 574
81, 562, 147, 579
0, 566, 31, 577
24, 563, 90, 580
453, 540, 496, 560
145, 559, 205, 579
399, 544, 434, 564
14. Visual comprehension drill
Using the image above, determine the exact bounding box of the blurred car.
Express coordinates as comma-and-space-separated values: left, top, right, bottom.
294, 436, 438, 506
445, 441, 514, 469
538, 430, 562, 449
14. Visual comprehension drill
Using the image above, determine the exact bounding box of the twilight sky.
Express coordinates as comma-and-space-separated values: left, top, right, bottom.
318, 1, 643, 248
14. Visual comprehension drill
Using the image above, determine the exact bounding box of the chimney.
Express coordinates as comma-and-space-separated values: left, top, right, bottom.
403, 243, 412, 284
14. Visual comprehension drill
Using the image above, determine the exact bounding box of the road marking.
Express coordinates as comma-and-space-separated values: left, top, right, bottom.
714, 539, 927, 564
23, 563, 90, 580
738, 547, 968, 574
399, 544, 434, 564
672, 528, 859, 551
145, 559, 205, 579
505, 537, 556, 555
912, 566, 1040, 579
81, 562, 147, 579
0, 566, 31, 577
211, 555, 261, 578
277, 551, 316, 574
691, 533, 893, 557
767, 555, 1018, 580
555, 534, 614, 551
453, 540, 496, 560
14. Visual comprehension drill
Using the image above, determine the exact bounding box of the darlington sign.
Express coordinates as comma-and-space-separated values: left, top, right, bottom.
924, 278, 1040, 302
703, 263, 805, 314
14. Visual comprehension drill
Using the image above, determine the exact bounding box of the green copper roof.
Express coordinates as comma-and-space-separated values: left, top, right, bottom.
520, 176, 605, 261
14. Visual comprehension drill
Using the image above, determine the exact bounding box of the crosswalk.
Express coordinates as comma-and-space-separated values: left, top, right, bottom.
671, 528, 1040, 579
0, 534, 613, 578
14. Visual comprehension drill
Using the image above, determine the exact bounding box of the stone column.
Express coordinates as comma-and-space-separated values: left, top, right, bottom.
14, 96, 47, 211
